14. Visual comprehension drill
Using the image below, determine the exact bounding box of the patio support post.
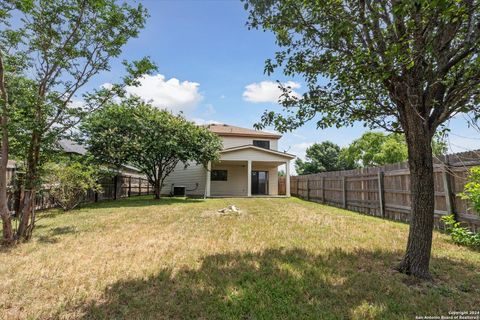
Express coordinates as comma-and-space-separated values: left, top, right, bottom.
205, 161, 211, 198
247, 160, 252, 197
285, 161, 291, 197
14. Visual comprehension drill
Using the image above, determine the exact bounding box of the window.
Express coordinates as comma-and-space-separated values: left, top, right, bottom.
211, 170, 228, 181
253, 140, 270, 149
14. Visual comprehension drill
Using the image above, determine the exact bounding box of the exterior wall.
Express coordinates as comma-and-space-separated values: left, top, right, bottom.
161, 162, 206, 196
211, 163, 248, 196
221, 136, 279, 151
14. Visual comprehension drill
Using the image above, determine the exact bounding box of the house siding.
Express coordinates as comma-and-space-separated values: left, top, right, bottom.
160, 162, 206, 196
221, 136, 279, 150
211, 163, 248, 196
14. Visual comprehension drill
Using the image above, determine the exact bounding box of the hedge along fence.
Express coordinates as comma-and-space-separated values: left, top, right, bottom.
290, 150, 480, 231
6, 173, 154, 214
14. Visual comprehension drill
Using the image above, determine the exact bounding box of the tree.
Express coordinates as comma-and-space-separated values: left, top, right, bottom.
295, 141, 355, 175
82, 99, 223, 199
45, 161, 100, 211
0, 0, 155, 242
342, 132, 407, 167
245, 0, 480, 279
342, 131, 447, 167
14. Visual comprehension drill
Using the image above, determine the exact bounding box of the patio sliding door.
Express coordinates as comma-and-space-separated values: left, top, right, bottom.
251, 171, 269, 195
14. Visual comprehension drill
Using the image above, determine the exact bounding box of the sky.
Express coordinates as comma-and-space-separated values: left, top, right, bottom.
82, 0, 480, 163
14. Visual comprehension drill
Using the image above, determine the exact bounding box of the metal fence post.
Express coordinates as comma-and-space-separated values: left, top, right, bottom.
378, 171, 385, 218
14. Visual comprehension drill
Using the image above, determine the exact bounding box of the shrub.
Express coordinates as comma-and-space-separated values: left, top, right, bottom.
46, 162, 100, 211
461, 166, 480, 214
441, 215, 480, 249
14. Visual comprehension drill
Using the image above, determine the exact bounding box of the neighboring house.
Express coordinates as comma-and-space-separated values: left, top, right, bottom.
58, 139, 145, 178
161, 124, 295, 197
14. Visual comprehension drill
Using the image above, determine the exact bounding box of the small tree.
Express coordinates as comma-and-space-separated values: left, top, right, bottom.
245, 0, 480, 279
295, 141, 355, 175
82, 99, 223, 199
0, 0, 156, 241
46, 162, 100, 211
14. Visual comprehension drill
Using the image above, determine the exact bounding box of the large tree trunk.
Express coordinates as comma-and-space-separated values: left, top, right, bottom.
0, 123, 13, 243
397, 125, 435, 280
0, 52, 13, 244
16, 131, 41, 241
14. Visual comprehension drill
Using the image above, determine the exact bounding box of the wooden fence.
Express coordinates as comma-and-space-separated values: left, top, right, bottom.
7, 174, 154, 214
290, 150, 480, 231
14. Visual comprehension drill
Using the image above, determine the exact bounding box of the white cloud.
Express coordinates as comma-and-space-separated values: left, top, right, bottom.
243, 80, 301, 103
124, 74, 203, 113
192, 118, 222, 126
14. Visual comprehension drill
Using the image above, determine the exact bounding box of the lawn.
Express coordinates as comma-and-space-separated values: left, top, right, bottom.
0, 197, 479, 319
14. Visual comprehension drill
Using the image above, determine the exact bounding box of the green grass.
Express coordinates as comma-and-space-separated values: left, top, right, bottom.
1, 196, 479, 319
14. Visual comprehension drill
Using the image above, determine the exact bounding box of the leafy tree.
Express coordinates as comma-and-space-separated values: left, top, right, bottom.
45, 161, 100, 211
82, 99, 223, 199
0, 0, 155, 242
245, 0, 480, 279
461, 167, 480, 215
295, 141, 356, 175
342, 132, 447, 167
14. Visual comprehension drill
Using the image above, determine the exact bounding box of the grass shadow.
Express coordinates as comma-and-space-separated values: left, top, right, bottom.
79, 196, 206, 210
37, 226, 78, 244
74, 248, 480, 319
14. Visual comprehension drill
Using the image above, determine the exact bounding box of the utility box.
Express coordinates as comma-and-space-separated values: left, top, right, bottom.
173, 186, 186, 197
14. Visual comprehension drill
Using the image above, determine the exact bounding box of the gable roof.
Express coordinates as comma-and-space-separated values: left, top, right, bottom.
206, 124, 282, 139
221, 144, 295, 159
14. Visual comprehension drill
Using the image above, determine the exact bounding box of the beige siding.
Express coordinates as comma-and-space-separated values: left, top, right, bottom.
211, 163, 248, 196
161, 162, 206, 196
221, 136, 279, 150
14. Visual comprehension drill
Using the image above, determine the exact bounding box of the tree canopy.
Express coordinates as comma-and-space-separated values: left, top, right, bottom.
244, 0, 480, 279
295, 141, 355, 175
82, 99, 223, 199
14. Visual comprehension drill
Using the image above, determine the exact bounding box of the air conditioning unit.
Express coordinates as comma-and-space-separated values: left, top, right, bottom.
173, 186, 186, 197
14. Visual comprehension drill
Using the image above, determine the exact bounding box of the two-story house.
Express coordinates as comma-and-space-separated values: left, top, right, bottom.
161, 124, 295, 197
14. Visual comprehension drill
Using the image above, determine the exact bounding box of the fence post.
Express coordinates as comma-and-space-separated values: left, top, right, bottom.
296, 178, 299, 196
377, 171, 385, 218
442, 163, 456, 219
128, 176, 132, 197
342, 176, 347, 208
139, 177, 142, 195
306, 178, 310, 201
321, 176, 325, 203
147, 180, 150, 195
113, 175, 118, 200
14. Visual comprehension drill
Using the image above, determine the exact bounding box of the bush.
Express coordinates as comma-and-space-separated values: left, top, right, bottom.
461, 166, 480, 214
46, 162, 100, 211
441, 215, 480, 249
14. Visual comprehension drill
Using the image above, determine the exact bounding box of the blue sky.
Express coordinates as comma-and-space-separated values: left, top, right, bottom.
84, 0, 480, 161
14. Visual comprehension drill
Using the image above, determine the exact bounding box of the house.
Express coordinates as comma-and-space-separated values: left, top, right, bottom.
161, 124, 295, 197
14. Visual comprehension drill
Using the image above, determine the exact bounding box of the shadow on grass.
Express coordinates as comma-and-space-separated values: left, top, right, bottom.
37, 226, 78, 244
79, 196, 205, 210
75, 248, 480, 320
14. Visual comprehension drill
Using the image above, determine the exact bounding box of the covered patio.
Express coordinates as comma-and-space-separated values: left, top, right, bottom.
204, 145, 295, 197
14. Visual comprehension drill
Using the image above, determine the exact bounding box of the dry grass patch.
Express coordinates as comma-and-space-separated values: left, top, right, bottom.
0, 196, 479, 319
